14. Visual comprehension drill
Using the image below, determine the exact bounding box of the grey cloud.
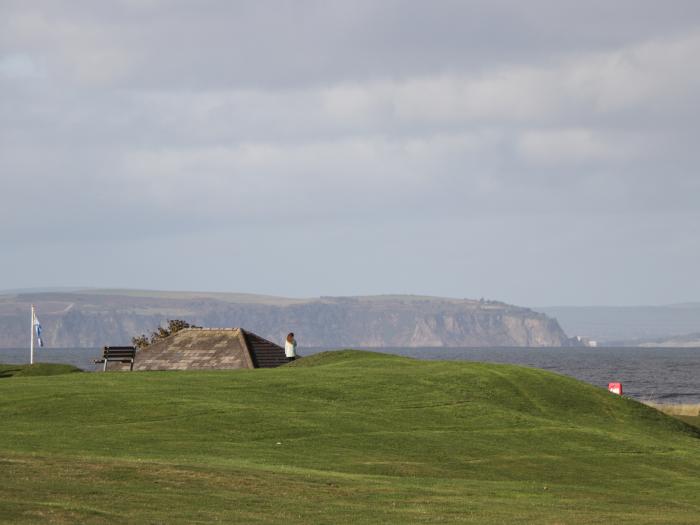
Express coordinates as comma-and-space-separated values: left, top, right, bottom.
3, 1, 700, 89
1, 1, 700, 304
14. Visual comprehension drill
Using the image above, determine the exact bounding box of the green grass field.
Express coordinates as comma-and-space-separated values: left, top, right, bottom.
1, 351, 699, 524
0, 363, 82, 379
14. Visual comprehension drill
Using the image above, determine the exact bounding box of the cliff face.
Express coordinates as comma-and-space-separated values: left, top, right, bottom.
0, 291, 571, 348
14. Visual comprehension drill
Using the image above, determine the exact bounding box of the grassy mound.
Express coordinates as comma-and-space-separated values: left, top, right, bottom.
288, 348, 409, 367
0, 350, 698, 524
0, 362, 82, 378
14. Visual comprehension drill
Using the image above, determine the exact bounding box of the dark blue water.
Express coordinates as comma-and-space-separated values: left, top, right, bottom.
2, 346, 699, 404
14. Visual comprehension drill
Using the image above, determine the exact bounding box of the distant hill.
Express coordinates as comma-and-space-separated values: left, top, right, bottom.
0, 289, 572, 348
637, 332, 700, 348
536, 304, 700, 345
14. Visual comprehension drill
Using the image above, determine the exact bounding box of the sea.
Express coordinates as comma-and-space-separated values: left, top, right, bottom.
2, 346, 699, 405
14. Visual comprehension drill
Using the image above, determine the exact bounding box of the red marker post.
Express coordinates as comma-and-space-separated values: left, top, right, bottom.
608, 382, 623, 395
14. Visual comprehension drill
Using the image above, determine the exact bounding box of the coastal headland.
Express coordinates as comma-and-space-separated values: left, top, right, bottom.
0, 289, 572, 348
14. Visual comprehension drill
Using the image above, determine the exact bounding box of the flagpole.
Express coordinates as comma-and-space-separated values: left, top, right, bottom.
30, 305, 35, 365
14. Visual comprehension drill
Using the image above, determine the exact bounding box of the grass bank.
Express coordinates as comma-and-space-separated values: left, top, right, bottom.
645, 402, 700, 417
645, 402, 700, 430
0, 350, 698, 523
0, 362, 82, 378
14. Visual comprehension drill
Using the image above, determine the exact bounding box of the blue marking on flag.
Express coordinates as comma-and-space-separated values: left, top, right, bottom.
34, 316, 43, 347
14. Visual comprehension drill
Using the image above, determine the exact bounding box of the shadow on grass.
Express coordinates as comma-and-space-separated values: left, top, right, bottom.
0, 366, 24, 379
0, 363, 82, 378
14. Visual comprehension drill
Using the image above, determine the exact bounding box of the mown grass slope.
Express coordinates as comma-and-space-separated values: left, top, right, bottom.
0, 363, 82, 378
0, 351, 698, 524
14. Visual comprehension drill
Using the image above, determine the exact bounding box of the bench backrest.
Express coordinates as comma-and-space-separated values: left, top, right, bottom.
103, 346, 136, 359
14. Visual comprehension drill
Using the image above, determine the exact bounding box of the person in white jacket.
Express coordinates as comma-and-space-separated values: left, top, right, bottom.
285, 332, 297, 362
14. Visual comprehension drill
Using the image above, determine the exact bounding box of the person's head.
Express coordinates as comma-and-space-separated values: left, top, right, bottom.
287, 332, 294, 342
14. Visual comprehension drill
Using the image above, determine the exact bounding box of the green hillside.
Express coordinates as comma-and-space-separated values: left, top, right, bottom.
0, 351, 698, 523
0, 363, 82, 378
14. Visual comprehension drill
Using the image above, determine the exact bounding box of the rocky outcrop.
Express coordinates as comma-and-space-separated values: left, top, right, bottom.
0, 291, 572, 348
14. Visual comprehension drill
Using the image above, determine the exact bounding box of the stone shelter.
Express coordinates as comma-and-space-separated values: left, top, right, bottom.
120, 328, 288, 371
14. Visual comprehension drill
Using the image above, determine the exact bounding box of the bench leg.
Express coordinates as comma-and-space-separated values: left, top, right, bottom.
103, 360, 108, 372
130, 359, 134, 371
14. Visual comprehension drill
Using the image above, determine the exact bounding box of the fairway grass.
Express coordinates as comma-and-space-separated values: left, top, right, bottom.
1, 351, 699, 523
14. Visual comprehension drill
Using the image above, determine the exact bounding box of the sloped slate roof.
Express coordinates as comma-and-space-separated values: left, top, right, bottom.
129, 328, 286, 371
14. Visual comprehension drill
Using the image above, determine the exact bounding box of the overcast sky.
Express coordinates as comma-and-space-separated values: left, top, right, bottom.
1, 1, 699, 306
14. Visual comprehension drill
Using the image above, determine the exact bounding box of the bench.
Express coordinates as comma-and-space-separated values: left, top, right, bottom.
94, 346, 136, 371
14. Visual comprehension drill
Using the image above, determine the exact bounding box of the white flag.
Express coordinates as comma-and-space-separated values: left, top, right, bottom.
33, 310, 43, 347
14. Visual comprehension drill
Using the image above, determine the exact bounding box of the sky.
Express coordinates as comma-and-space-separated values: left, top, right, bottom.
1, 0, 699, 306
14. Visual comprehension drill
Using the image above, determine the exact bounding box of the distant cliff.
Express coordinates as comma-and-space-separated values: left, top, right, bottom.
637, 333, 700, 348
536, 304, 700, 344
0, 290, 572, 348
